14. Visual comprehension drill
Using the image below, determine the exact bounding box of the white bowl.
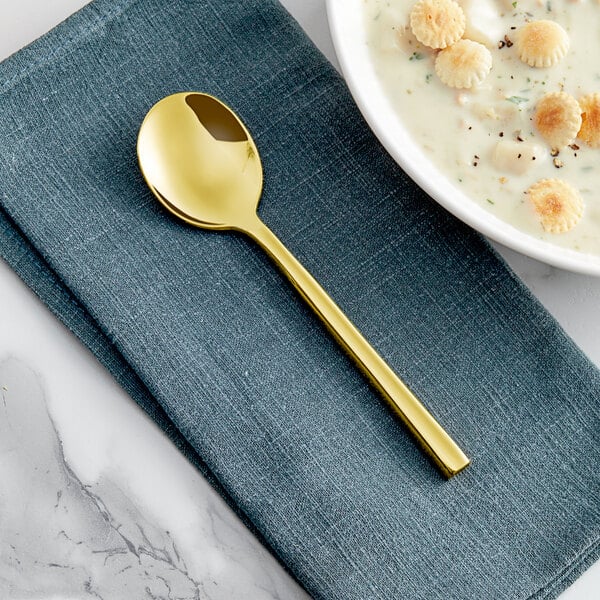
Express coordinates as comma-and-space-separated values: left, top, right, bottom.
326, 0, 600, 276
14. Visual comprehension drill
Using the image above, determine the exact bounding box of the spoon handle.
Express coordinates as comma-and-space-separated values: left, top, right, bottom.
244, 217, 469, 478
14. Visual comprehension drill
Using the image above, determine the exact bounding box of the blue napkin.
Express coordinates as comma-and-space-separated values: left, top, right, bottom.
0, 1, 598, 597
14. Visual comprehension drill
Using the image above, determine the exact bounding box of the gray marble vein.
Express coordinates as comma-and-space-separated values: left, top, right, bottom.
0, 358, 202, 599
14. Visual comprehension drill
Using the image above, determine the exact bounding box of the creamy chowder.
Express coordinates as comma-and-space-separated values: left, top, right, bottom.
364, 0, 600, 255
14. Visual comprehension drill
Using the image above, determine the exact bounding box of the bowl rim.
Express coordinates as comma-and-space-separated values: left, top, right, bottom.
326, 0, 600, 276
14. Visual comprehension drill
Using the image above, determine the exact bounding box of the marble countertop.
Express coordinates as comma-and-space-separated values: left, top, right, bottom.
0, 1, 598, 598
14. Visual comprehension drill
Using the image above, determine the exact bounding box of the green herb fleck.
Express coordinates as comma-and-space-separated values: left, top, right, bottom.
425, 73, 433, 83
409, 51, 424, 61
506, 95, 529, 104
486, 198, 495, 205
512, 1, 517, 7
546, 0, 552, 11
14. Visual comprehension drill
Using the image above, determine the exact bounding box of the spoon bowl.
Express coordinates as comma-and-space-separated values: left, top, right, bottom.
138, 93, 262, 230
137, 92, 470, 478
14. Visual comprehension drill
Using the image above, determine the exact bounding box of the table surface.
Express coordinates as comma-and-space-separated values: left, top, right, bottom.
0, 1, 598, 598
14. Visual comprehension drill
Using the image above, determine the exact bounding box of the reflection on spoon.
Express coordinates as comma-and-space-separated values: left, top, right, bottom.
137, 92, 470, 478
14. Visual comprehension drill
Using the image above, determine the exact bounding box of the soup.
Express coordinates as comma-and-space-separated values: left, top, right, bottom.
364, 0, 600, 255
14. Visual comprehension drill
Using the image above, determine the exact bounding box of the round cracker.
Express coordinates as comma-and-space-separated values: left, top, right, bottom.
410, 0, 466, 49
578, 93, 600, 148
435, 39, 492, 89
516, 20, 569, 68
534, 91, 582, 149
527, 178, 583, 234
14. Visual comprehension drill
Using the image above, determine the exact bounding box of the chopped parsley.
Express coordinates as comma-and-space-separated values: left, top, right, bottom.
506, 96, 529, 104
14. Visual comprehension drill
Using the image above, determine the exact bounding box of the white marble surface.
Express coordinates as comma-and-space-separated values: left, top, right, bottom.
0, 1, 598, 599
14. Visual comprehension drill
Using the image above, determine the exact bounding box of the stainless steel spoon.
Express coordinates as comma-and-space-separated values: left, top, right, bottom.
137, 92, 469, 477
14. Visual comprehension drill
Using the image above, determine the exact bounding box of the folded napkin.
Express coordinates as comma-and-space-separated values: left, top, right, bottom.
0, 0, 598, 597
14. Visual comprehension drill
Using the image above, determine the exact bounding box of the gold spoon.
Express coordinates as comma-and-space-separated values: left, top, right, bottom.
137, 92, 470, 478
